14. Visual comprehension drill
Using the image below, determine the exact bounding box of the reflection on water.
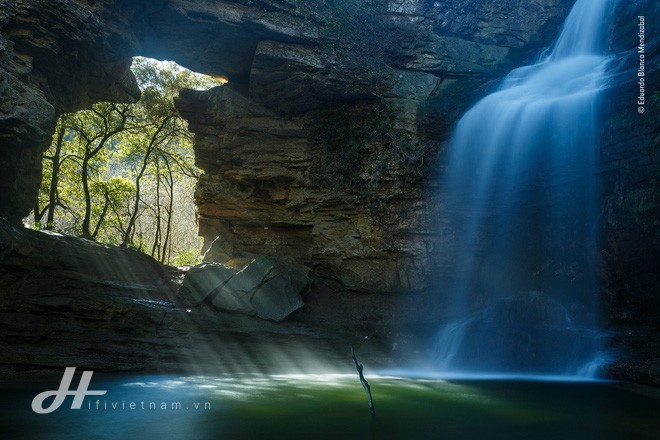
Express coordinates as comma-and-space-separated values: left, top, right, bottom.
1, 374, 658, 440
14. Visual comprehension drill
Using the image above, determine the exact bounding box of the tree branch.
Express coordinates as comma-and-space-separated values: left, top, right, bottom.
351, 345, 375, 416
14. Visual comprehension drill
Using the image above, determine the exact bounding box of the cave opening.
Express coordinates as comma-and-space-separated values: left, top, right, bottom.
24, 57, 223, 265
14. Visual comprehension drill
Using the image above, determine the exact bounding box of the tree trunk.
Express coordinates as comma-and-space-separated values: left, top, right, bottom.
46, 123, 66, 230
162, 156, 174, 264
80, 155, 93, 240
122, 164, 146, 248
151, 160, 162, 259
122, 115, 172, 248
92, 190, 111, 239
33, 203, 41, 229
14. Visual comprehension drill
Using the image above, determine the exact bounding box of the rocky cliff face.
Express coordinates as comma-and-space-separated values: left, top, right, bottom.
172, 0, 574, 293
0, 0, 574, 292
0, 219, 441, 373
0, 0, 658, 383
599, 0, 660, 384
0, 0, 141, 223
0, 0, 562, 315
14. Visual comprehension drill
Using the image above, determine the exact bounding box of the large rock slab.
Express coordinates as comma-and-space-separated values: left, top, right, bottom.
212, 256, 276, 314
0, 218, 172, 288
0, 222, 372, 374
179, 255, 310, 321
248, 256, 309, 321
179, 263, 236, 306
0, 219, 187, 371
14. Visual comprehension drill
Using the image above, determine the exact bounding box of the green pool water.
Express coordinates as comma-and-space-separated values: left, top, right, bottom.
1, 374, 658, 439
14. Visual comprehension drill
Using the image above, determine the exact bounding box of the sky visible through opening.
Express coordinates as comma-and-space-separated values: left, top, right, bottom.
137, 57, 227, 89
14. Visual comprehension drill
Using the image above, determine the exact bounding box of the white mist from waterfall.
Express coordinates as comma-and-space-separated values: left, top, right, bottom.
433, 0, 618, 377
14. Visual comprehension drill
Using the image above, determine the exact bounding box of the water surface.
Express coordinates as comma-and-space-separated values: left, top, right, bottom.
1, 374, 658, 439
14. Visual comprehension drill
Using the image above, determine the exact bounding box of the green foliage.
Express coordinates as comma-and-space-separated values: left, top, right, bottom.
171, 248, 203, 267
34, 57, 215, 265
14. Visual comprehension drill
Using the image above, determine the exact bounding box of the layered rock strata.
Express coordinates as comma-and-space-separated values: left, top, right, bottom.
0, 0, 658, 384
1, 0, 573, 292
0, 220, 439, 373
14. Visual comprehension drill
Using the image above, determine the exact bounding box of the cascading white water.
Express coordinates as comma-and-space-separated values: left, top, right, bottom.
434, 0, 618, 376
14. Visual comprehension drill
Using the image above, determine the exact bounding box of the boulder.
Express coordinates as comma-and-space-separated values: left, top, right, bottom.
249, 256, 309, 321
179, 255, 310, 321
179, 263, 237, 306
212, 256, 276, 313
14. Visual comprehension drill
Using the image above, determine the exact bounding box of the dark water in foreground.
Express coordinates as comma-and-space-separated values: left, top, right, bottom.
1, 374, 658, 440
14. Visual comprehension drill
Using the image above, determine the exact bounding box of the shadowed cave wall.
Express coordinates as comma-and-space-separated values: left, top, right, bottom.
1, 0, 577, 292
0, 0, 658, 382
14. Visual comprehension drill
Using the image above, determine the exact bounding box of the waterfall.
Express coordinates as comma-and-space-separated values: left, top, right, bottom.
433, 0, 618, 376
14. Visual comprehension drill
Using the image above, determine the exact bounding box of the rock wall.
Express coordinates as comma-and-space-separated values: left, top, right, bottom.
0, 0, 575, 292
599, 0, 659, 384
0, 219, 442, 373
173, 0, 574, 292
0, 0, 658, 381
0, 0, 141, 223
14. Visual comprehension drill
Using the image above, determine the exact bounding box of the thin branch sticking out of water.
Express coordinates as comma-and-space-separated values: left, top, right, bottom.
351, 345, 375, 416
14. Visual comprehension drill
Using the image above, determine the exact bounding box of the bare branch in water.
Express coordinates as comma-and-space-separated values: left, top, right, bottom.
351, 345, 375, 416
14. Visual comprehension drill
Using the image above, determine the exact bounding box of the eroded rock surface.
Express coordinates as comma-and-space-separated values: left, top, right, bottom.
0, 0, 658, 384
180, 256, 309, 321
598, 0, 660, 386
0, 221, 434, 373
0, 0, 574, 292
172, 0, 574, 293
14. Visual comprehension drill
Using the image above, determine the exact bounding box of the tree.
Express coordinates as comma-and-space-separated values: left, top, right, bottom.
89, 177, 135, 240
68, 103, 133, 239
33, 115, 77, 230
33, 57, 216, 264
119, 58, 206, 249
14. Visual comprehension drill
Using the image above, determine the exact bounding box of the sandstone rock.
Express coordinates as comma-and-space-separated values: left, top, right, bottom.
596, 0, 660, 387
0, 218, 171, 288
251, 275, 305, 321
0, 219, 185, 371
179, 263, 237, 306
0, 0, 658, 384
1, 0, 578, 295
209, 259, 264, 314
0, 221, 390, 373
213, 255, 309, 320
249, 256, 309, 321
202, 235, 234, 263
0, 0, 141, 222
336, 258, 399, 294
180, 254, 310, 321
